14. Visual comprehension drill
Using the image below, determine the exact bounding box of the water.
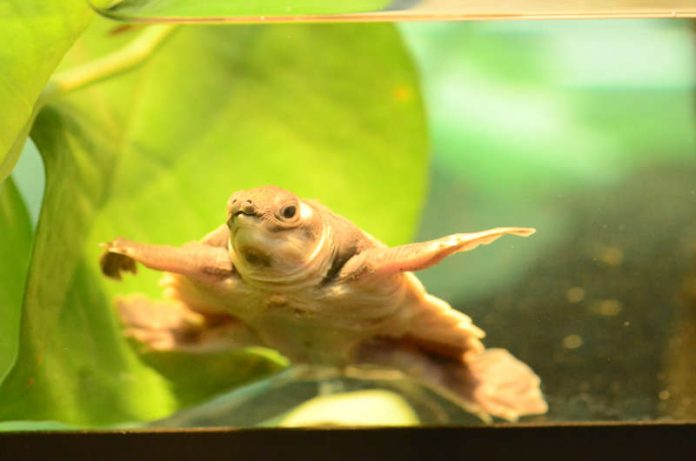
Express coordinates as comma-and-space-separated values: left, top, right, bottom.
4, 2, 695, 431
91, 0, 696, 23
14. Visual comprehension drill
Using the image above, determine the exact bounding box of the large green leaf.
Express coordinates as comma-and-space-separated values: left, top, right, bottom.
0, 106, 178, 424
0, 178, 32, 383
0, 22, 427, 426
0, 0, 93, 181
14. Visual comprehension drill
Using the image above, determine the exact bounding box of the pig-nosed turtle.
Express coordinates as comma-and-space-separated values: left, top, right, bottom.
100, 186, 547, 421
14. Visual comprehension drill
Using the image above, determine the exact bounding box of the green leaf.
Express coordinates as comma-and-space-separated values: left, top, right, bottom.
0, 107, 178, 425
0, 178, 32, 383
0, 0, 93, 181
0, 22, 427, 426
82, 24, 427, 255
0, 420, 77, 431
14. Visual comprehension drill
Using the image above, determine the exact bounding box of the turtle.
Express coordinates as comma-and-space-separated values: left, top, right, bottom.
100, 185, 547, 421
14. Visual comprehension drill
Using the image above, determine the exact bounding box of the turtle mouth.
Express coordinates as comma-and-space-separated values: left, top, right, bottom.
230, 202, 260, 220
227, 208, 260, 231
233, 209, 258, 218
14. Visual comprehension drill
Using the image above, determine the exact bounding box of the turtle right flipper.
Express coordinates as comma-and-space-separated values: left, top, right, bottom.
100, 237, 235, 282
340, 227, 535, 278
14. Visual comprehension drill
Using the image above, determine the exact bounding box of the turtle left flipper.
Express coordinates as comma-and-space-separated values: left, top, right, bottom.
100, 238, 234, 282
339, 227, 535, 278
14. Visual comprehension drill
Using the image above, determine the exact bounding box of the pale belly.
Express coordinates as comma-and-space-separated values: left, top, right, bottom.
165, 271, 428, 366
242, 281, 409, 365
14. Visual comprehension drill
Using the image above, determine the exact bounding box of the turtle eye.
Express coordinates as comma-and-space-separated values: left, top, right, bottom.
280, 205, 297, 220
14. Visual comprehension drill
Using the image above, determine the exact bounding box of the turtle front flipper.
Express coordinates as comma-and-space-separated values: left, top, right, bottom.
116, 295, 262, 353
340, 227, 535, 278
357, 338, 547, 422
100, 237, 234, 282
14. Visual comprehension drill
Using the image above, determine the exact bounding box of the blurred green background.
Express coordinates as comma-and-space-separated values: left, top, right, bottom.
402, 20, 696, 421
10, 19, 696, 423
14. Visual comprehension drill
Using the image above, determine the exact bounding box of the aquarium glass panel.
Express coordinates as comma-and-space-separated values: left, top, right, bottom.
89, 0, 696, 23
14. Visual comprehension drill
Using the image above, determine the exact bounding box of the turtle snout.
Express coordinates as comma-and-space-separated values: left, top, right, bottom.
240, 200, 256, 215
229, 197, 257, 215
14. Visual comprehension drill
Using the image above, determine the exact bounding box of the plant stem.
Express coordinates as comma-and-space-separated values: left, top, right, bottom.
42, 25, 177, 101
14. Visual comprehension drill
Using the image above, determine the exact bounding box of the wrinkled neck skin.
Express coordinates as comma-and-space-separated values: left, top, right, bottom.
229, 201, 335, 291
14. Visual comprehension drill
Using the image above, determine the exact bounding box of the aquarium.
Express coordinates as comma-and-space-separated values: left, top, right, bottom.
0, 0, 695, 436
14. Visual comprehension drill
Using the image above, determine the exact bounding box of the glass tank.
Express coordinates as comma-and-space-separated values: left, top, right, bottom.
89, 0, 696, 22
0, 0, 694, 431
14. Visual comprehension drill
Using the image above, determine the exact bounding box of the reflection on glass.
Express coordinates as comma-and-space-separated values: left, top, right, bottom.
90, 0, 696, 23
150, 366, 483, 427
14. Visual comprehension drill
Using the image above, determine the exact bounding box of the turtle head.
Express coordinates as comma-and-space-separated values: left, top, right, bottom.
226, 186, 328, 284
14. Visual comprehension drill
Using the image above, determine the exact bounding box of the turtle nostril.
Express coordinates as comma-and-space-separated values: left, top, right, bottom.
245, 199, 252, 204
241, 203, 256, 214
